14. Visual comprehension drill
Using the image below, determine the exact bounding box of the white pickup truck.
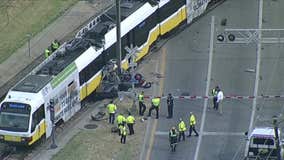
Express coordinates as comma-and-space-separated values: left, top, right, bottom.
245, 127, 283, 160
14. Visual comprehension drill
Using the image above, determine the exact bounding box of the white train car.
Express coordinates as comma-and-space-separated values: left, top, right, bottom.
0, 0, 212, 145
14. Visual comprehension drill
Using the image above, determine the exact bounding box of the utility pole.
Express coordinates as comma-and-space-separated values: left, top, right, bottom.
49, 99, 57, 149
26, 33, 32, 57
273, 116, 281, 160
116, 0, 122, 75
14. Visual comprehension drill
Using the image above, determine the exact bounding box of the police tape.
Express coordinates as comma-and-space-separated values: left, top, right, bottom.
143, 95, 284, 100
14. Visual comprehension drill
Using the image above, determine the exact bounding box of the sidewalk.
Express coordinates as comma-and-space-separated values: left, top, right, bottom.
0, 0, 113, 98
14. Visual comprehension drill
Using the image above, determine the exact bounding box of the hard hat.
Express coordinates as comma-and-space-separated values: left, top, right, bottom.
172, 126, 176, 130
190, 112, 193, 114
179, 118, 182, 121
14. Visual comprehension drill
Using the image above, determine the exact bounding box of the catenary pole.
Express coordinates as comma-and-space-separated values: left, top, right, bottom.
116, 0, 122, 75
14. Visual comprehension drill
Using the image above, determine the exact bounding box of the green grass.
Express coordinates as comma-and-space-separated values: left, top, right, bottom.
0, 0, 79, 63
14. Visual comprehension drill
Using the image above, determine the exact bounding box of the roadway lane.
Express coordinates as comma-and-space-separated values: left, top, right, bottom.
149, 0, 260, 159
254, 0, 284, 132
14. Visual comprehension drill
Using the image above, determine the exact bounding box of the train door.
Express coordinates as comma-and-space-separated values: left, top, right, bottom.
45, 102, 52, 138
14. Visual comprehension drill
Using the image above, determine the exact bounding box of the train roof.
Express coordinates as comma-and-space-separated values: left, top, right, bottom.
11, 0, 159, 93
12, 75, 52, 93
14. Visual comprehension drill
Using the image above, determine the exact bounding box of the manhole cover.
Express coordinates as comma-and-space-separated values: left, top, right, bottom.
84, 124, 98, 129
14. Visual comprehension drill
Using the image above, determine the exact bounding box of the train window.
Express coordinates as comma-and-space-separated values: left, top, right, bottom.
79, 70, 87, 85
31, 105, 45, 132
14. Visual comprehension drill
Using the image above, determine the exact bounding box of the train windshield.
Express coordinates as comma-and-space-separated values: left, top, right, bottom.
0, 102, 31, 132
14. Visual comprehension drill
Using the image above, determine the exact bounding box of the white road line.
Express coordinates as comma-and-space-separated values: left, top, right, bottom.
155, 131, 244, 136
202, 131, 244, 136
193, 16, 215, 160
245, 0, 263, 156
139, 56, 161, 160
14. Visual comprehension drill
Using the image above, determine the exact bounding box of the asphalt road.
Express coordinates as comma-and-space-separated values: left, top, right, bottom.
147, 0, 284, 159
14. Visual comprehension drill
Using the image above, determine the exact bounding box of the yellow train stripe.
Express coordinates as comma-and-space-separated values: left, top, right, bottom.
29, 120, 46, 145
86, 73, 102, 96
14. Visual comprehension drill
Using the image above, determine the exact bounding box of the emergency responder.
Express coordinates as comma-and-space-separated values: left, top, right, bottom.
211, 86, 219, 110
148, 97, 161, 119
138, 91, 146, 116
169, 126, 178, 152
45, 47, 51, 58
51, 39, 60, 52
216, 87, 224, 114
126, 113, 135, 135
167, 93, 174, 118
188, 112, 199, 137
178, 118, 186, 141
107, 100, 117, 124
116, 114, 126, 135
120, 124, 127, 144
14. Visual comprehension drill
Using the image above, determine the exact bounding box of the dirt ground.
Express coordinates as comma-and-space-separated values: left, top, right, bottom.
51, 97, 148, 160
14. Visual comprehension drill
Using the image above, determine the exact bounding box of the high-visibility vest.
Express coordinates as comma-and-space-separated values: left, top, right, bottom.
126, 115, 135, 124
178, 121, 187, 132
152, 98, 160, 107
189, 114, 196, 126
107, 103, 117, 114
52, 41, 59, 50
211, 88, 218, 96
45, 49, 51, 58
169, 130, 177, 137
120, 126, 127, 136
138, 94, 144, 102
117, 115, 126, 124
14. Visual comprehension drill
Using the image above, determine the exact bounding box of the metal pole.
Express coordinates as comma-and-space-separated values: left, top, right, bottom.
50, 100, 57, 149
273, 116, 281, 160
116, 0, 122, 75
26, 34, 31, 57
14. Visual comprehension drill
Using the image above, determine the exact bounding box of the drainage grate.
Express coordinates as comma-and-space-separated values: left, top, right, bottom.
84, 124, 98, 129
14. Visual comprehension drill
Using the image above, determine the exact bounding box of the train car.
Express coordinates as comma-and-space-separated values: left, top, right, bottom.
0, 0, 211, 146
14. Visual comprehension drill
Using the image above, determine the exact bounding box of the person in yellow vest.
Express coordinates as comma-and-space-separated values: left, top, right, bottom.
138, 91, 146, 116
178, 118, 186, 141
126, 113, 135, 135
188, 112, 199, 137
116, 114, 126, 135
107, 100, 117, 124
148, 97, 161, 119
120, 124, 127, 144
45, 47, 51, 58
51, 39, 60, 52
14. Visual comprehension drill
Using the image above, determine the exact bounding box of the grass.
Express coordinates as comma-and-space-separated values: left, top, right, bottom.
0, 0, 79, 63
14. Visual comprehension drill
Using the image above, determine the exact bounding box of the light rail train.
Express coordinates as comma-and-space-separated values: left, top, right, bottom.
0, 0, 212, 145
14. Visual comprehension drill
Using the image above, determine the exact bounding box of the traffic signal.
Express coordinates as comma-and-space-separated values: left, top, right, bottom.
217, 34, 225, 42
228, 34, 235, 41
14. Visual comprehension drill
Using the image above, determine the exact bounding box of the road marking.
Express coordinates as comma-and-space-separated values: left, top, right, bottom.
203, 131, 244, 136
155, 131, 244, 136
245, 0, 263, 156
145, 47, 167, 160
193, 16, 215, 160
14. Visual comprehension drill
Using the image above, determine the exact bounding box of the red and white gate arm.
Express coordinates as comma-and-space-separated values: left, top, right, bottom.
143, 95, 284, 100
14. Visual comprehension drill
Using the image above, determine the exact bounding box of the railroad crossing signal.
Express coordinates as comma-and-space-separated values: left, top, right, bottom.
216, 29, 284, 44
125, 45, 139, 69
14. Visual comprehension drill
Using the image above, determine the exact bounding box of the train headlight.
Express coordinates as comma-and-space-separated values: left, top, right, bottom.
21, 137, 32, 142
0, 135, 3, 140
